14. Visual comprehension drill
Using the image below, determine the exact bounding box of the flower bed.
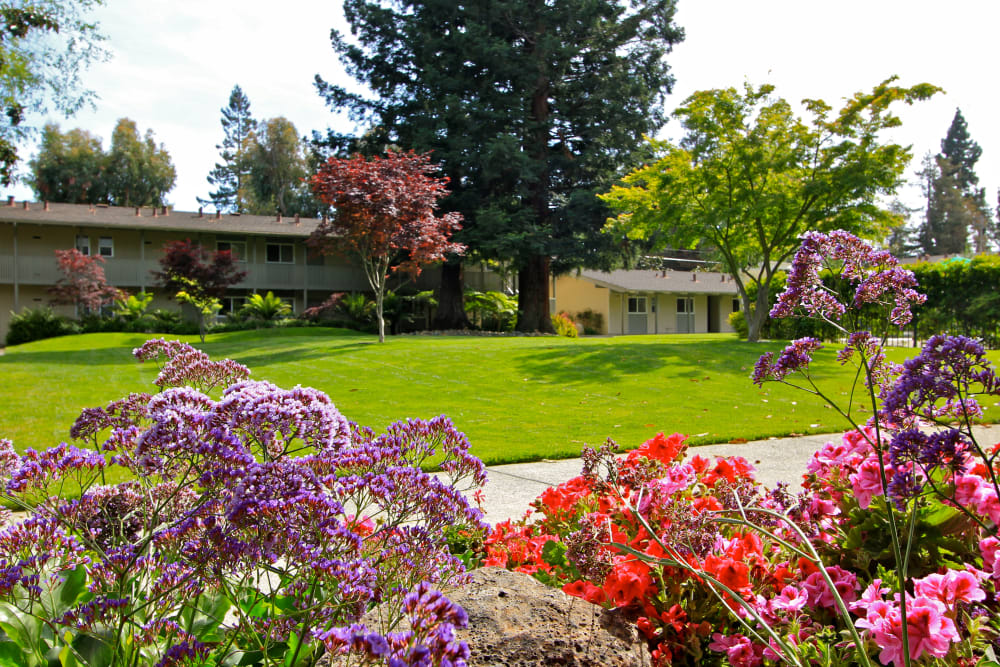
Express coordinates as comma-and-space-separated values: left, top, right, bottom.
0, 339, 486, 666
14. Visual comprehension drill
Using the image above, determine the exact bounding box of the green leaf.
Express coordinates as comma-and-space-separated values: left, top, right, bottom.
55, 567, 88, 613
541, 539, 568, 568
0, 605, 40, 658
0, 641, 29, 667
70, 633, 114, 667
57, 645, 80, 667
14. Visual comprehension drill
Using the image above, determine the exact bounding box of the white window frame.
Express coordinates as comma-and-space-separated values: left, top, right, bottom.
76, 235, 90, 256
265, 242, 295, 264
677, 296, 695, 314
98, 236, 114, 258
217, 239, 247, 262
627, 295, 648, 314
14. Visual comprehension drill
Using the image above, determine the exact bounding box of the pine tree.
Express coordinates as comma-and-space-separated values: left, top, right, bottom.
940, 108, 982, 196
318, 0, 684, 331
199, 85, 256, 213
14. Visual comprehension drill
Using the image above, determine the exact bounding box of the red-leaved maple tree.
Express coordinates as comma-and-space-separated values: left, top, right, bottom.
151, 239, 247, 299
308, 150, 464, 342
48, 249, 124, 315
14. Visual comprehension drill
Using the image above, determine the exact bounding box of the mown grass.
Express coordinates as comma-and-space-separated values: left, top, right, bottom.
2, 329, 999, 467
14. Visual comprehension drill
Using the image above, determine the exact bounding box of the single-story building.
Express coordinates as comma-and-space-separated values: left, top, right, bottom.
553, 268, 741, 335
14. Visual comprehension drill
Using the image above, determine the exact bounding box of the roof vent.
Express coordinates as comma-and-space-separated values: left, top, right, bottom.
691, 273, 696, 282
7, 196, 14, 206
43, 201, 49, 211
294, 213, 300, 225
134, 207, 141, 216
198, 207, 203, 218
152, 207, 158, 217
276, 212, 282, 223
22, 201, 29, 210
161, 206, 168, 217
215, 210, 221, 220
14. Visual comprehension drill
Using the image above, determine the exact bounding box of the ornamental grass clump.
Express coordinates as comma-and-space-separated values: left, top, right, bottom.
486, 231, 1000, 666
0, 339, 486, 667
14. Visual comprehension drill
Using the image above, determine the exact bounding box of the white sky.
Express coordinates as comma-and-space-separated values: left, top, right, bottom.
7, 0, 1000, 221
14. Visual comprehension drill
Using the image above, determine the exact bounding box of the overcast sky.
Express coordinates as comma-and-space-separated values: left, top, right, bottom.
7, 0, 999, 221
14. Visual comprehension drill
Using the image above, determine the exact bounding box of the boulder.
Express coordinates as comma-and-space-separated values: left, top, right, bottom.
447, 567, 650, 667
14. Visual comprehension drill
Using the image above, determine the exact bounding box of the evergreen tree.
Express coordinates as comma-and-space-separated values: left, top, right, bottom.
318, 0, 684, 331
199, 85, 256, 213
940, 108, 982, 195
918, 109, 985, 255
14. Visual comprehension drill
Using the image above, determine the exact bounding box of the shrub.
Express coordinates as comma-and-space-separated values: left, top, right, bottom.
727, 309, 748, 338
552, 311, 579, 338
5, 306, 79, 346
572, 308, 604, 335
0, 339, 486, 666
241, 290, 293, 322
465, 290, 517, 332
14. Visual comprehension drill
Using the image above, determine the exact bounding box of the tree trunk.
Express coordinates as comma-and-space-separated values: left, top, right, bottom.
745, 281, 771, 342
516, 255, 554, 333
375, 289, 385, 343
433, 260, 470, 330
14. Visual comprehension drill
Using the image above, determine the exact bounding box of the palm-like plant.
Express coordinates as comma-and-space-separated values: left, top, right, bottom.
241, 291, 292, 321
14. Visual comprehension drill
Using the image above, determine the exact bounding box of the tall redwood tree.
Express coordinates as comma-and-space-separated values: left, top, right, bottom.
307, 150, 464, 342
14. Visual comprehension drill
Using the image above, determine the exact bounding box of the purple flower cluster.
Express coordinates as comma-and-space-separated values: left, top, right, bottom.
0, 340, 488, 667
771, 230, 925, 326
134, 338, 250, 392
880, 334, 999, 425
751, 337, 824, 386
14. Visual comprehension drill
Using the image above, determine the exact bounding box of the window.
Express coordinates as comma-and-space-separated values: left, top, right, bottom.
221, 296, 246, 314
677, 297, 694, 313
266, 242, 294, 264
732, 298, 741, 312
218, 240, 247, 262
627, 296, 647, 314
76, 235, 90, 256
98, 236, 114, 257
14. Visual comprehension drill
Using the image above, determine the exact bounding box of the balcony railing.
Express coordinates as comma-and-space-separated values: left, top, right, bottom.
0, 254, 368, 292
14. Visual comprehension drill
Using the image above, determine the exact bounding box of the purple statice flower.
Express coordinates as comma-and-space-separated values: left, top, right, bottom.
153, 638, 211, 667
69, 393, 152, 442
215, 381, 351, 459
58, 595, 131, 632
837, 331, 901, 389
134, 338, 250, 392
880, 334, 999, 425
378, 417, 488, 489
771, 230, 924, 326
0, 439, 18, 478
752, 337, 823, 386
6, 442, 106, 494
0, 516, 89, 599
314, 623, 391, 658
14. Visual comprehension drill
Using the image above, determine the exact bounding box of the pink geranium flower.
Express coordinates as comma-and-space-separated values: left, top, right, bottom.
913, 569, 986, 608
850, 457, 888, 509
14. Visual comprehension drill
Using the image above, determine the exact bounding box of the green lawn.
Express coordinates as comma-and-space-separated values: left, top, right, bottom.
2, 329, 998, 466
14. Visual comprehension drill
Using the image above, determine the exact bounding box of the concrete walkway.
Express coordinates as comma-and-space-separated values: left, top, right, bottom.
476, 424, 1000, 524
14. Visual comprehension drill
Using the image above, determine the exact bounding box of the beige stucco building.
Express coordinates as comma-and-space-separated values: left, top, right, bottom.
553, 269, 741, 335
0, 200, 374, 341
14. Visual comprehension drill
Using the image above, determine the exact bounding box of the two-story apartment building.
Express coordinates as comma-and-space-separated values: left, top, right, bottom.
0, 199, 373, 340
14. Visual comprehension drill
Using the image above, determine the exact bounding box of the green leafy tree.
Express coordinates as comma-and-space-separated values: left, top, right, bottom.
28, 122, 106, 202
199, 84, 256, 213
245, 117, 316, 216
318, 0, 684, 332
0, 1, 108, 184
174, 277, 221, 343
600, 79, 940, 342
105, 118, 176, 207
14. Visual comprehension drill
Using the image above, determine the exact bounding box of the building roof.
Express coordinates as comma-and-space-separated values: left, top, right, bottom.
0, 200, 321, 237
576, 269, 740, 295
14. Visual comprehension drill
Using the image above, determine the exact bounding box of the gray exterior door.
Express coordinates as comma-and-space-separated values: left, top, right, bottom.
676, 296, 694, 333
627, 295, 648, 334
